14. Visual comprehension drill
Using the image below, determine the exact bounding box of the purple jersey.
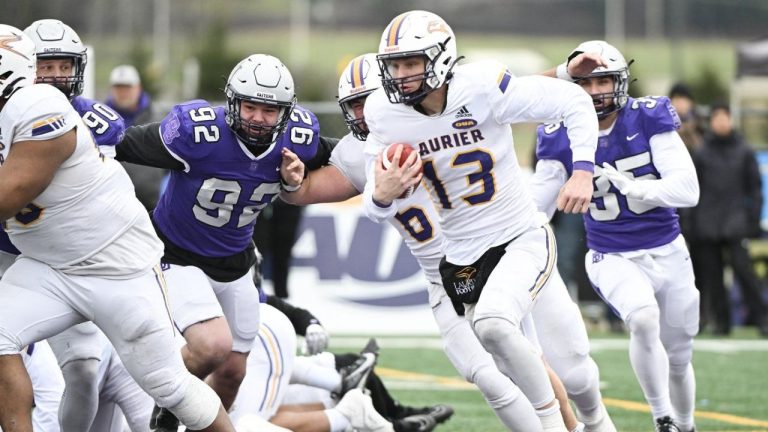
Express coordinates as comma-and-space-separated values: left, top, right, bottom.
537, 96, 682, 253
0, 97, 126, 256
153, 100, 319, 257
70, 96, 126, 147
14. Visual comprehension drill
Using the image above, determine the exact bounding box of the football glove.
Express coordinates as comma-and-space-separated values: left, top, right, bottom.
601, 162, 647, 200
304, 323, 329, 355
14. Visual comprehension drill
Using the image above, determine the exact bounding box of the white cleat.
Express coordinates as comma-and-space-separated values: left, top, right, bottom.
336, 389, 394, 432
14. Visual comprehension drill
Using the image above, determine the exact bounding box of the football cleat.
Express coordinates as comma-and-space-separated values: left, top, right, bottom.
395, 402, 454, 424
393, 414, 437, 432
655, 416, 682, 432
336, 352, 377, 399
149, 404, 179, 432
336, 388, 394, 432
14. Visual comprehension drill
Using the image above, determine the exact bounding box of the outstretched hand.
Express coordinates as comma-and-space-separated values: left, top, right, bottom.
601, 162, 645, 199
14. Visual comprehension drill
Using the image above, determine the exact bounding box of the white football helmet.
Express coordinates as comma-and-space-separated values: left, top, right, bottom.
225, 54, 297, 147
0, 24, 36, 101
24, 19, 87, 99
376, 10, 457, 105
337, 53, 381, 140
569, 40, 630, 118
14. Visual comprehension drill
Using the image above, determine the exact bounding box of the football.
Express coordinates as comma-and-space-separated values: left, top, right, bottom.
381, 143, 422, 199
382, 143, 421, 169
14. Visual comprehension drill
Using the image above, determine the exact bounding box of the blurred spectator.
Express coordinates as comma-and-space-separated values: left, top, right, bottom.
106, 65, 166, 210
669, 83, 703, 152
691, 102, 768, 336
105, 65, 153, 127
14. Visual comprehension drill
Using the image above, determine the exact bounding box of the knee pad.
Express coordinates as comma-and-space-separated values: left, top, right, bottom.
474, 317, 518, 350
0, 327, 22, 356
472, 363, 522, 409
167, 375, 221, 430
559, 357, 599, 396
61, 358, 100, 386
666, 338, 694, 373
626, 306, 661, 342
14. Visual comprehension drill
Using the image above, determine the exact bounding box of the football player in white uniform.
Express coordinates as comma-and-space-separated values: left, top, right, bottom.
230, 302, 393, 432
280, 53, 615, 432
357, 11, 598, 431
22, 19, 130, 432
534, 41, 699, 432
0, 25, 234, 432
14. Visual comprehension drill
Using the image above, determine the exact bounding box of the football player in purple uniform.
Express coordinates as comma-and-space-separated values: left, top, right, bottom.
116, 54, 331, 430
534, 41, 700, 432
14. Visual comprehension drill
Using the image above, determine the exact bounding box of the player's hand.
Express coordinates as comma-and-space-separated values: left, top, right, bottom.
304, 323, 329, 355
557, 169, 593, 213
372, 146, 422, 205
280, 148, 305, 188
601, 162, 645, 199
568, 52, 607, 78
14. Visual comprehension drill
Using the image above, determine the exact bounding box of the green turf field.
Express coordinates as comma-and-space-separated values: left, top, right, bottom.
331, 331, 768, 432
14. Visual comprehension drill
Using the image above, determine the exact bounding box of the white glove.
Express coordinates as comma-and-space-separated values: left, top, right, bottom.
601, 162, 646, 200
304, 323, 329, 355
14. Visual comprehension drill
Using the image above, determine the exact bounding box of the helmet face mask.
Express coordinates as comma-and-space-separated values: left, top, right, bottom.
24, 19, 87, 99
0, 24, 37, 101
570, 40, 630, 119
225, 54, 297, 147
376, 11, 457, 106
337, 53, 381, 140
576, 71, 629, 119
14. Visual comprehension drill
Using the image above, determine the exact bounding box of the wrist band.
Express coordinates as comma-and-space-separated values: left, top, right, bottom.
556, 62, 574, 82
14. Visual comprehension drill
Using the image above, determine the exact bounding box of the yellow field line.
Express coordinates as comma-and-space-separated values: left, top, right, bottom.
377, 368, 768, 429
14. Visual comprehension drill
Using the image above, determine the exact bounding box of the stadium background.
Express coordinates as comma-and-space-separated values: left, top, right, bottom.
7, 1, 768, 429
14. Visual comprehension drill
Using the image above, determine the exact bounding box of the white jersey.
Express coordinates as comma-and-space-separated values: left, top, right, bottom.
0, 84, 161, 276
363, 60, 597, 264
331, 133, 443, 288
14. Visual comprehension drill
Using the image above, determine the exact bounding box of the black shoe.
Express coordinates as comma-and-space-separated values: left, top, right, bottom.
393, 414, 437, 432
333, 340, 379, 401
395, 403, 454, 423
149, 404, 180, 432
655, 416, 681, 432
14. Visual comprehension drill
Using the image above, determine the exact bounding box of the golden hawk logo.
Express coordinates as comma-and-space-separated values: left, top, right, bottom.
427, 20, 449, 35
0, 34, 30, 61
455, 266, 477, 282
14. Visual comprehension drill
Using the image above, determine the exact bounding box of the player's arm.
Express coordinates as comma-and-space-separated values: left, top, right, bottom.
0, 130, 76, 220
266, 295, 320, 337
115, 123, 185, 170
531, 159, 569, 220
267, 295, 329, 354
281, 165, 359, 205
539, 52, 607, 80
603, 131, 699, 208
305, 136, 339, 171
494, 74, 597, 213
